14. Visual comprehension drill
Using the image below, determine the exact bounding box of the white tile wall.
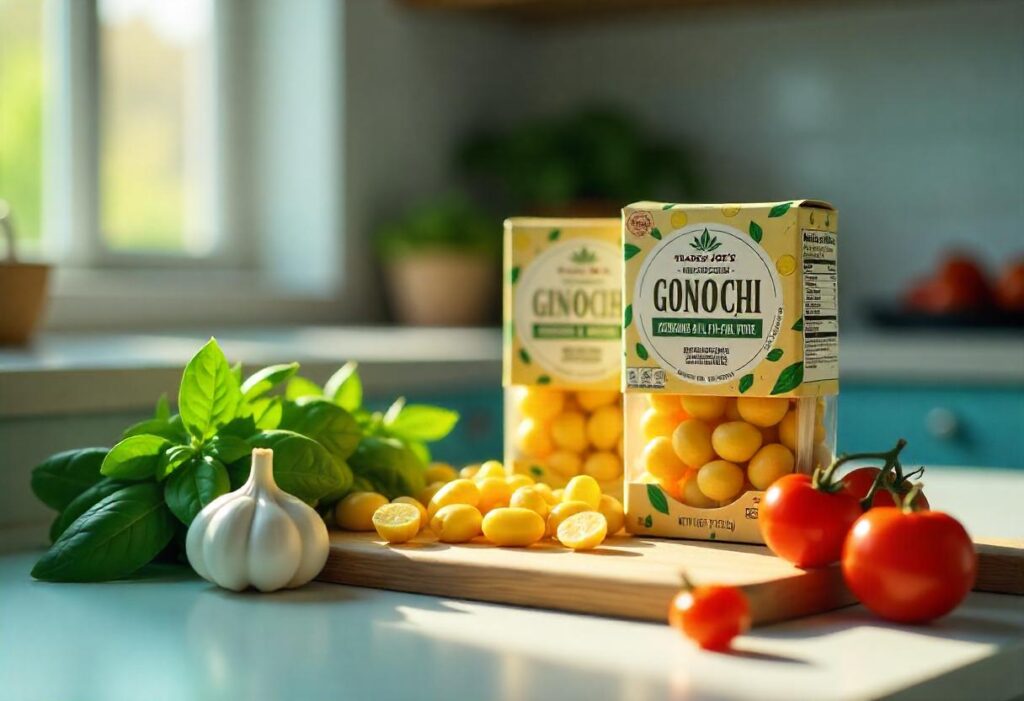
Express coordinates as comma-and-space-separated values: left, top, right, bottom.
345, 0, 1024, 324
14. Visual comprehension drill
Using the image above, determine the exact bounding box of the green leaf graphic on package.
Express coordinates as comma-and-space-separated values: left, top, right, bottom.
28, 339, 460, 582
689, 228, 722, 253
570, 246, 597, 264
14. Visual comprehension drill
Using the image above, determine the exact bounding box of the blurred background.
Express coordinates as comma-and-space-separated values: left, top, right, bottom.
0, 0, 1021, 487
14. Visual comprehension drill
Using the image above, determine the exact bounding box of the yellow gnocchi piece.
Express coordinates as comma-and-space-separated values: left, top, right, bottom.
516, 386, 564, 421
574, 390, 619, 412
427, 478, 481, 519
586, 404, 623, 451
391, 495, 428, 526
598, 494, 625, 535
711, 421, 763, 463
556, 511, 608, 550
671, 419, 715, 469
516, 418, 554, 459
550, 411, 588, 453
509, 486, 550, 518
583, 451, 621, 482
747, 443, 795, 490
482, 507, 546, 547
547, 500, 594, 535
474, 460, 506, 481
736, 397, 789, 428
563, 475, 601, 509
680, 396, 728, 421
372, 503, 422, 544
424, 462, 458, 484
697, 460, 745, 502
476, 476, 512, 514
430, 504, 482, 543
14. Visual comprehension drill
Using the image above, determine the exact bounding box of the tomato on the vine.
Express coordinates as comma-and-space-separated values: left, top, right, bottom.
760, 473, 863, 568
842, 467, 929, 510
669, 583, 750, 651
842, 503, 975, 623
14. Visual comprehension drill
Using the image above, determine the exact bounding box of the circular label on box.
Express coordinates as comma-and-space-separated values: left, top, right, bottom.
515, 239, 622, 382
633, 224, 783, 385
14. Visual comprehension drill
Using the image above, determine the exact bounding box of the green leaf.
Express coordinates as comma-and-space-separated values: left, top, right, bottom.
548, 228, 561, 241
749, 221, 763, 243
285, 375, 324, 401
323, 362, 363, 412
241, 362, 300, 401
650, 227, 662, 241
519, 348, 531, 364
348, 436, 427, 500
178, 339, 243, 441
510, 266, 520, 284
122, 415, 188, 443
31, 483, 176, 582
738, 374, 755, 394
624, 243, 641, 261
647, 484, 670, 515
219, 414, 258, 439
249, 396, 283, 430
280, 398, 363, 460
771, 362, 805, 395
230, 362, 243, 384
245, 430, 352, 504
792, 317, 804, 331
384, 404, 459, 443
156, 445, 197, 480
49, 478, 128, 542
204, 435, 250, 465
624, 304, 633, 328
30, 448, 107, 511
101, 435, 172, 480
406, 440, 431, 465
661, 203, 676, 210
164, 456, 230, 525
768, 202, 792, 218
636, 343, 649, 361
154, 394, 171, 420
766, 348, 784, 362
536, 375, 551, 385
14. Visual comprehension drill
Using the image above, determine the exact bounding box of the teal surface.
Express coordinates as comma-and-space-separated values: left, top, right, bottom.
837, 384, 1024, 469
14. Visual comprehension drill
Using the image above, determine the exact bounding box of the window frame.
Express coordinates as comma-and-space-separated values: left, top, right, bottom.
44, 0, 247, 269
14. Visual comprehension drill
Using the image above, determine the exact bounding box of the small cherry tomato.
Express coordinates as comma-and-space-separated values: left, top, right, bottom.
760, 473, 863, 568
842, 467, 930, 510
669, 584, 750, 651
842, 506, 976, 623
995, 260, 1024, 311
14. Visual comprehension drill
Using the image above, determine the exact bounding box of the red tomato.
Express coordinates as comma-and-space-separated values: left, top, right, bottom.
760, 473, 863, 568
995, 261, 1024, 311
669, 584, 750, 651
841, 467, 929, 509
939, 254, 991, 308
842, 507, 976, 623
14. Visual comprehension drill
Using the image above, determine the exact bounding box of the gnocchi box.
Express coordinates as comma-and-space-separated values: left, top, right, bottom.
502, 218, 624, 498
621, 201, 839, 543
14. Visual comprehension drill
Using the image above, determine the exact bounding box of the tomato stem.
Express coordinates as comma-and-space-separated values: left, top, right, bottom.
813, 438, 908, 501
901, 482, 926, 512
679, 570, 695, 592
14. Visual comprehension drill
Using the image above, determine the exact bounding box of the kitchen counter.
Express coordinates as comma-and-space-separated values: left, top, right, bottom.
2, 466, 1022, 701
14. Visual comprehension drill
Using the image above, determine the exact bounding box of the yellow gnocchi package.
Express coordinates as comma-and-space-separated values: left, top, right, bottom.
503, 218, 623, 496
621, 201, 839, 542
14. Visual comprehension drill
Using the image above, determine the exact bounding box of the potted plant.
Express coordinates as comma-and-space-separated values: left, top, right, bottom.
375, 195, 501, 326
457, 106, 699, 217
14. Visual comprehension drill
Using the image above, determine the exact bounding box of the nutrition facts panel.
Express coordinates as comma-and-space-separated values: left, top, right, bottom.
801, 229, 838, 382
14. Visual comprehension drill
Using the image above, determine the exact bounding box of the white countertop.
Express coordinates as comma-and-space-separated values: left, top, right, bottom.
2, 466, 1022, 701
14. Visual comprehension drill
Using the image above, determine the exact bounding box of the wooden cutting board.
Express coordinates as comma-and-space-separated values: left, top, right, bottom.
320, 533, 1023, 625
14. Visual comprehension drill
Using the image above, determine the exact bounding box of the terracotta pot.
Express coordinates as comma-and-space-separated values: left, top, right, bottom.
384, 252, 498, 326
0, 204, 50, 345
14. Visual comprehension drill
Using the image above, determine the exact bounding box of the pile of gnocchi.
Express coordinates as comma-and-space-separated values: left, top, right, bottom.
335, 461, 624, 551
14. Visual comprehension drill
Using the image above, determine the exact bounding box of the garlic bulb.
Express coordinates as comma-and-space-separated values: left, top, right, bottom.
186, 448, 329, 592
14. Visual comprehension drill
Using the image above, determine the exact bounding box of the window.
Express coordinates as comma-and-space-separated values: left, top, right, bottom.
99, 0, 217, 255
0, 0, 46, 248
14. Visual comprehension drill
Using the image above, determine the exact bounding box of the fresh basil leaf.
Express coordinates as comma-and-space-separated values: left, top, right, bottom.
350, 475, 374, 493
156, 445, 196, 480
219, 414, 258, 440
165, 456, 230, 525
204, 435, 250, 465
178, 338, 243, 441
31, 448, 107, 512
241, 362, 300, 401
101, 435, 172, 480
155, 393, 171, 420
280, 398, 362, 460
406, 439, 431, 465
31, 483, 177, 582
384, 404, 459, 443
348, 436, 426, 500
285, 375, 323, 401
49, 478, 128, 542
244, 430, 352, 504
230, 362, 242, 384
323, 362, 362, 412
771, 362, 805, 395
122, 414, 188, 443
249, 396, 283, 430
383, 397, 405, 426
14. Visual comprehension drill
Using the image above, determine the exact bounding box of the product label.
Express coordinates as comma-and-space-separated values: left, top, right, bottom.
801, 229, 839, 382
632, 223, 783, 385
513, 238, 622, 384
